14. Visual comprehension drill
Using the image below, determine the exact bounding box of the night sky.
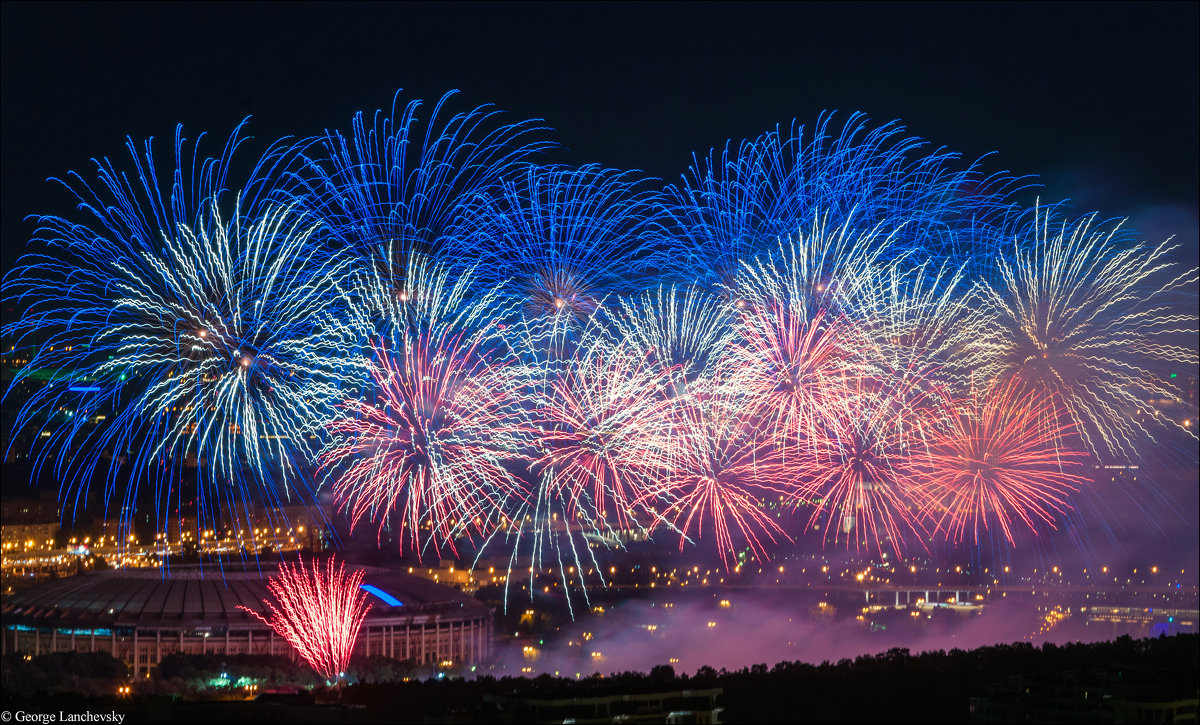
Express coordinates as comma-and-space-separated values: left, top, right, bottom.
2, 1, 1197, 276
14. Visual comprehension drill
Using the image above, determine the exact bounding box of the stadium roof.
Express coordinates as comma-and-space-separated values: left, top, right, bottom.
2, 562, 489, 630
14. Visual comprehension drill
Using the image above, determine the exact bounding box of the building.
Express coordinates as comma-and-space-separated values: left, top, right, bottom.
0, 521, 58, 553
0, 489, 60, 525
1, 562, 494, 675
969, 669, 1199, 724
1, 489, 60, 553
486, 688, 724, 724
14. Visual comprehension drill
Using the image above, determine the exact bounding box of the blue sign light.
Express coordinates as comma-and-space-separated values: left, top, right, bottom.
361, 583, 403, 606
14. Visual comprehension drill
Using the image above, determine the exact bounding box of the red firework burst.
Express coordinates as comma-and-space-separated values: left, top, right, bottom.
239, 557, 372, 682
915, 379, 1090, 545
532, 340, 676, 530
637, 378, 798, 569
797, 376, 934, 557
321, 333, 530, 553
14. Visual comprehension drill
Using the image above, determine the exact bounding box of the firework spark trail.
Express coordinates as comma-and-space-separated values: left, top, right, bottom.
239, 557, 372, 681
454, 164, 668, 320
498, 464, 609, 619
603, 285, 735, 398
980, 206, 1199, 460
726, 217, 902, 454
530, 333, 678, 532
2, 121, 351, 542
636, 377, 798, 570
664, 112, 1027, 288
797, 376, 935, 557
848, 260, 992, 396
915, 379, 1091, 546
290, 90, 553, 270
319, 255, 532, 555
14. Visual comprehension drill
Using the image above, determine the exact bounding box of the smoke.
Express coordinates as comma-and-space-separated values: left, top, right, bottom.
500, 592, 1147, 677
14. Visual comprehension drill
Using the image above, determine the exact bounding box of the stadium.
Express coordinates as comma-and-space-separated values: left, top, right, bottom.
1, 563, 494, 675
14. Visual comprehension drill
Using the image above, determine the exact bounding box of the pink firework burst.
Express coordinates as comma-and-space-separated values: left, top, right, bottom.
915, 379, 1090, 546
239, 557, 372, 682
532, 338, 677, 530
638, 378, 798, 569
797, 376, 934, 557
321, 331, 531, 554
728, 303, 865, 455
728, 217, 898, 455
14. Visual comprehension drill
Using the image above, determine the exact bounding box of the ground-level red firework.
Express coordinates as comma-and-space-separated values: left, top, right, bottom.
239, 556, 373, 681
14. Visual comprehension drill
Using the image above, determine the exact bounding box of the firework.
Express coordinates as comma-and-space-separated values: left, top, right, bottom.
796, 377, 933, 556
731, 304, 859, 454
530, 334, 677, 531
454, 163, 667, 324
5, 88, 1194, 578
291, 90, 553, 269
980, 207, 1199, 459
848, 260, 992, 395
319, 254, 531, 555
734, 214, 901, 314
637, 377, 797, 569
239, 557, 372, 681
664, 112, 1025, 287
495, 322, 678, 612
916, 379, 1091, 546
727, 217, 898, 452
2, 123, 349, 541
603, 285, 735, 397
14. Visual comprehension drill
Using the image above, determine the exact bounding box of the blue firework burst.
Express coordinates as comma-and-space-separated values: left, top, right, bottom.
453, 163, 669, 325
289, 89, 554, 275
3, 123, 355, 542
664, 111, 1029, 289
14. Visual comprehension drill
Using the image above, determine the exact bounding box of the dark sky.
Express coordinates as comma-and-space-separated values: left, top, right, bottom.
2, 1, 1197, 275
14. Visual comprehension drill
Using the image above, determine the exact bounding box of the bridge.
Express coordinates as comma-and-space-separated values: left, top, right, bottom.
700, 582, 1196, 605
